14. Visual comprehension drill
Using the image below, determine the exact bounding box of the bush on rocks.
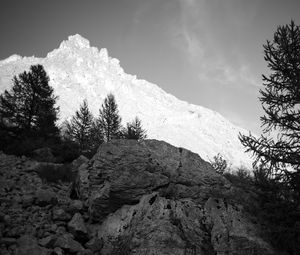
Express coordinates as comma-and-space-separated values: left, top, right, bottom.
36, 163, 74, 183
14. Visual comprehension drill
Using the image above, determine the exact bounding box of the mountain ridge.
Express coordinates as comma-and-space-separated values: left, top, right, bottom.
0, 34, 253, 169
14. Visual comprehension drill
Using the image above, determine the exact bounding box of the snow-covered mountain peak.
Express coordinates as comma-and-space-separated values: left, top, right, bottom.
47, 34, 95, 60
61, 34, 90, 49
0, 35, 254, 169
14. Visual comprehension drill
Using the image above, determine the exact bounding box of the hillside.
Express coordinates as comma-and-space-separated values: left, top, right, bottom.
0, 140, 275, 255
0, 34, 253, 169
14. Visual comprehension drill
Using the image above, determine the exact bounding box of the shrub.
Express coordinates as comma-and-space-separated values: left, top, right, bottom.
51, 139, 81, 163
4, 137, 51, 157
223, 167, 252, 188
36, 163, 74, 183
210, 153, 227, 174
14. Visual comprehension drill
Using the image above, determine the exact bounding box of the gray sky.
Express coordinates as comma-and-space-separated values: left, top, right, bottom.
1, 0, 299, 134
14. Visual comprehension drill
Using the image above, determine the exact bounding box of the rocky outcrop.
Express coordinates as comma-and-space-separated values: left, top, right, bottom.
73, 139, 275, 254
0, 140, 276, 254
76, 139, 228, 222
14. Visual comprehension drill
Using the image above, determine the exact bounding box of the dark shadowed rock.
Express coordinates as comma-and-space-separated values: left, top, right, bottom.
22, 195, 35, 208
52, 247, 64, 255
35, 189, 57, 207
0, 247, 10, 255
54, 233, 84, 253
53, 208, 71, 221
67, 199, 84, 214
71, 155, 89, 172
85, 237, 103, 252
77, 249, 93, 255
15, 235, 50, 255
38, 235, 57, 248
204, 198, 274, 255
32, 147, 55, 163
0, 237, 17, 246
67, 213, 89, 242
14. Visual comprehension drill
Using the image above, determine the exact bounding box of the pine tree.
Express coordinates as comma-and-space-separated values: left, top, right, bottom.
0, 64, 59, 139
66, 100, 94, 150
239, 21, 300, 253
97, 93, 122, 142
89, 120, 104, 148
239, 21, 300, 179
123, 117, 147, 140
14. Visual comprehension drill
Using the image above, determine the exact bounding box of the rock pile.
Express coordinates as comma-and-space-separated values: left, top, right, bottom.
0, 153, 98, 255
0, 140, 276, 255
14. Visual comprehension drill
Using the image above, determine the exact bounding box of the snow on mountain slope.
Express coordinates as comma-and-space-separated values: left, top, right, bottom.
0, 34, 253, 169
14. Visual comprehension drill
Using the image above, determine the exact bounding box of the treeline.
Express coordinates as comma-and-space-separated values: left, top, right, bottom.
0, 64, 146, 161
62, 94, 146, 155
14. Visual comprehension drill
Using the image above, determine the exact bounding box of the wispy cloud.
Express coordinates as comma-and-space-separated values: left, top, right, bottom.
171, 0, 260, 88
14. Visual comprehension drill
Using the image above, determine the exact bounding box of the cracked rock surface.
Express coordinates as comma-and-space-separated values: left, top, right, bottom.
73, 139, 275, 255
0, 140, 276, 255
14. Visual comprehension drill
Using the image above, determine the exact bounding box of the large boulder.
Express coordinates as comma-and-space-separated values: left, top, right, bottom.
97, 193, 274, 255
75, 139, 227, 222
73, 139, 276, 254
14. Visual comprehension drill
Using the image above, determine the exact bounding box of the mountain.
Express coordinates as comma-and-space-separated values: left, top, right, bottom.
0, 34, 253, 169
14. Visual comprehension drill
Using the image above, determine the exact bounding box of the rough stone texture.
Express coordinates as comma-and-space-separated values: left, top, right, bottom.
74, 139, 275, 255
52, 247, 64, 255
75, 139, 227, 222
15, 235, 50, 255
204, 198, 274, 255
71, 155, 89, 173
98, 193, 213, 255
98, 193, 274, 255
38, 235, 57, 248
54, 233, 84, 253
0, 140, 277, 255
35, 189, 58, 207
68, 213, 89, 242
32, 147, 55, 163
52, 208, 71, 221
0, 152, 84, 254
84, 237, 103, 252
68, 199, 84, 214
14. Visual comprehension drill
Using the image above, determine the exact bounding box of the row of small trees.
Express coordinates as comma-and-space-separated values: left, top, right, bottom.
0, 64, 146, 159
63, 94, 146, 153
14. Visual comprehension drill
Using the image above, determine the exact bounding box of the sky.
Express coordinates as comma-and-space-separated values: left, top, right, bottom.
0, 0, 299, 134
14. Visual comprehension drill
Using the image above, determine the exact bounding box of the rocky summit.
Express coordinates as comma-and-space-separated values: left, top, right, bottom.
0, 34, 253, 169
0, 139, 275, 255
